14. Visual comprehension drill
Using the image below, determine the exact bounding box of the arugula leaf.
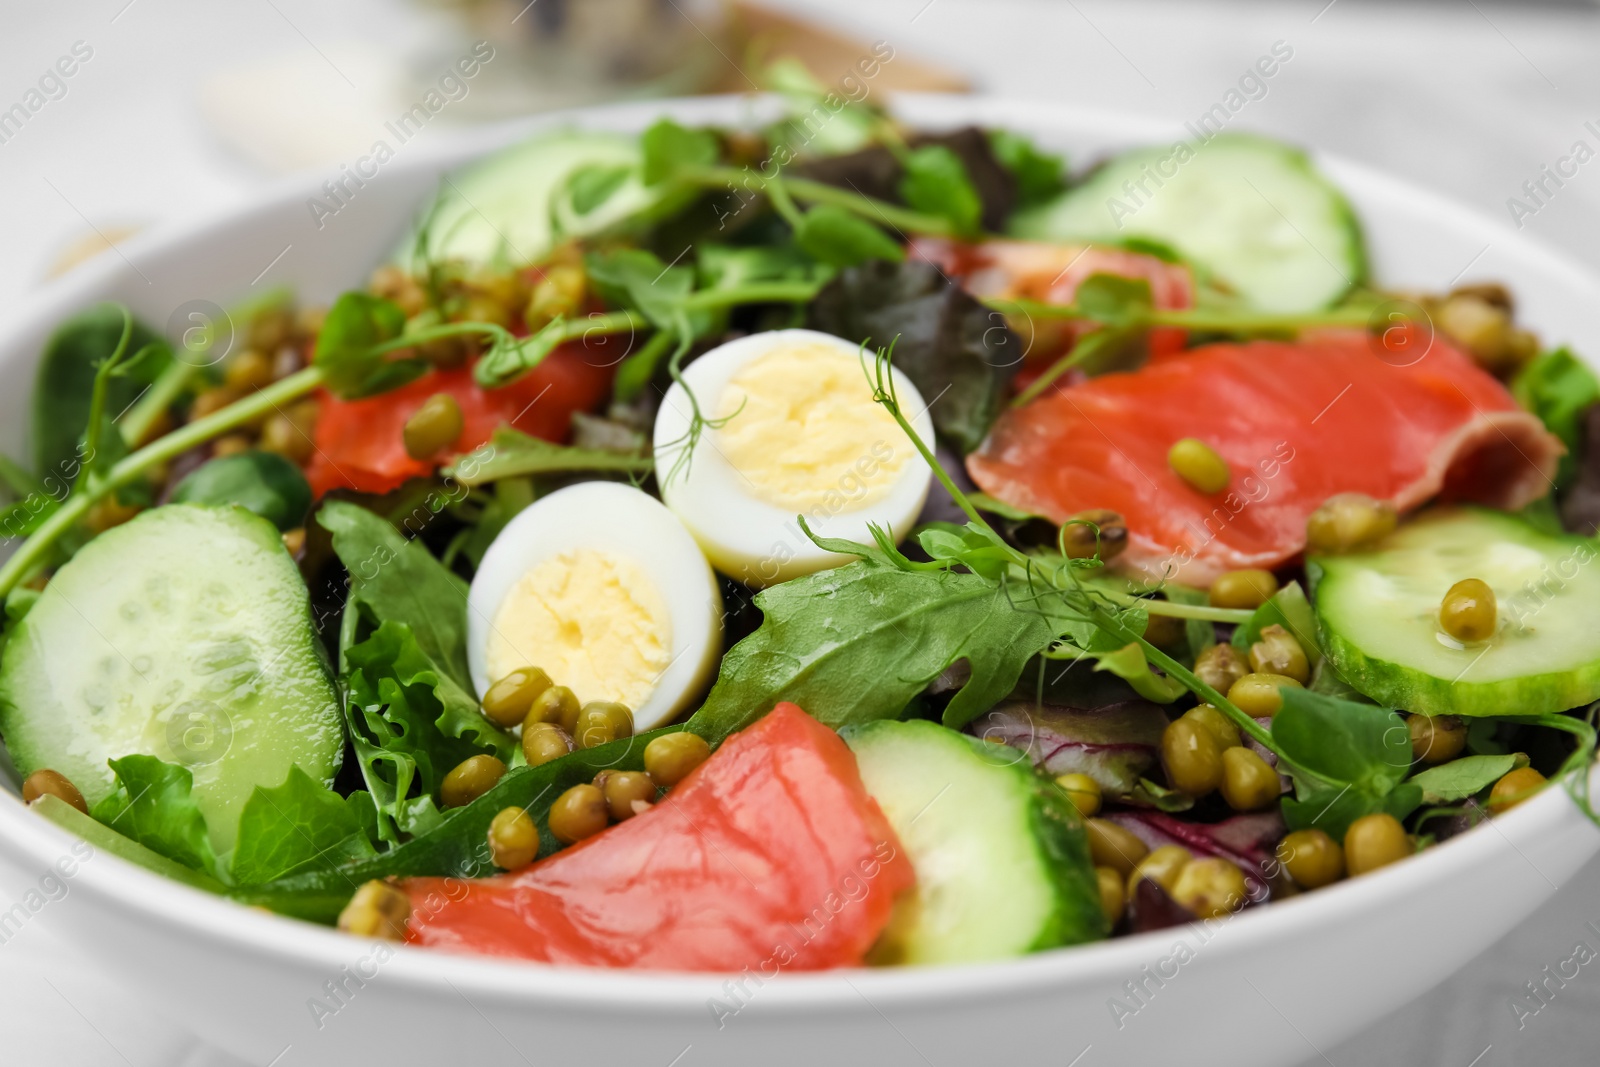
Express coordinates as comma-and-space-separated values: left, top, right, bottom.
230, 766, 376, 885
344, 621, 514, 845
1092, 642, 1186, 703
232, 729, 678, 922
447, 427, 652, 486
898, 145, 983, 236
313, 291, 424, 399
31, 304, 166, 486
794, 205, 905, 268
318, 499, 473, 691
685, 556, 1056, 742
988, 130, 1066, 210
170, 451, 312, 531
808, 260, 1021, 453
1513, 347, 1599, 489
968, 492, 1041, 522
1231, 581, 1321, 667
1409, 752, 1522, 804
640, 118, 719, 185
90, 755, 219, 878
916, 521, 1012, 580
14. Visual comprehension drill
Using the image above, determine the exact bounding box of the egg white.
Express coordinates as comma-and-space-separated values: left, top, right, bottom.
466, 482, 723, 732
651, 329, 935, 587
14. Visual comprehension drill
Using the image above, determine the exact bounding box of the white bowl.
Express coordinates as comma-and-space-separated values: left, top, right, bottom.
2, 95, 1599, 1067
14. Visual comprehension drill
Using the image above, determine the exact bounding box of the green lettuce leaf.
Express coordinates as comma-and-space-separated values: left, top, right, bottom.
90, 755, 219, 878
344, 620, 513, 844
1513, 347, 1599, 489
230, 766, 377, 885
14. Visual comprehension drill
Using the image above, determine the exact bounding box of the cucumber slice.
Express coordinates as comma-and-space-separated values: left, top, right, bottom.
1311, 507, 1600, 717
1011, 133, 1365, 312
399, 129, 685, 268
842, 719, 1105, 964
0, 505, 343, 852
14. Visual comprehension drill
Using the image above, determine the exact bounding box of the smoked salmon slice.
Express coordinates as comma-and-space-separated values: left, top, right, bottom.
967, 330, 1561, 586
401, 704, 913, 970
909, 238, 1194, 360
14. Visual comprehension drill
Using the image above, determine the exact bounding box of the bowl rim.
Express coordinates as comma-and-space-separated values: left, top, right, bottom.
2, 91, 1599, 1014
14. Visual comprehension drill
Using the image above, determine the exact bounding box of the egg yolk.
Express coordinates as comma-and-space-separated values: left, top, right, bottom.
713, 344, 911, 512
486, 549, 671, 711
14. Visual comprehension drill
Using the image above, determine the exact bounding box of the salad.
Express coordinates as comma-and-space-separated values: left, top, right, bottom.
2, 83, 1598, 973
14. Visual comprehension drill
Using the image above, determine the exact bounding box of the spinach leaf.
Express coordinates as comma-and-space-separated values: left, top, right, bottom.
1091, 642, 1187, 703
988, 129, 1066, 210
794, 205, 905, 268
1231, 581, 1321, 667
1272, 687, 1411, 789
343, 620, 513, 844
448, 428, 652, 486
313, 291, 424, 399
318, 499, 473, 691
90, 755, 219, 878
170, 451, 312, 531
230, 766, 376, 885
640, 118, 719, 185
808, 260, 1021, 453
1272, 687, 1420, 839
1408, 752, 1521, 804
685, 556, 1055, 743
898, 144, 982, 236
1512, 347, 1599, 489
32, 304, 166, 485
1282, 782, 1422, 842
233, 728, 677, 922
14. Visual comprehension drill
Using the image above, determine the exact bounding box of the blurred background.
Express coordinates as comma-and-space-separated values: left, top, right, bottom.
3, 1, 1600, 1063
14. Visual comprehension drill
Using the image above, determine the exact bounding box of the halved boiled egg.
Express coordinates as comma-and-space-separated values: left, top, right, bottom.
652, 329, 935, 587
466, 482, 723, 732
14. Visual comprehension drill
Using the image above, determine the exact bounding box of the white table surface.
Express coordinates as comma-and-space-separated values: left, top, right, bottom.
4, 1, 1600, 1063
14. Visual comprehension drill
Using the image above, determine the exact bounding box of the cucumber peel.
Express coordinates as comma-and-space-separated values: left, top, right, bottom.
1311, 507, 1600, 717
842, 718, 1105, 964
